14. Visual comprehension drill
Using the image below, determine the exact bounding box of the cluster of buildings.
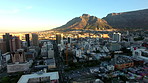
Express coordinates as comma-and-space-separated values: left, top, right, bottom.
55, 31, 148, 83
0, 30, 148, 83
0, 32, 60, 83
0, 33, 39, 72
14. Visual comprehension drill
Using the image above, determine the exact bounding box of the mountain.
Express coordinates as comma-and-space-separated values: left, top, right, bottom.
54, 14, 112, 31
103, 9, 148, 30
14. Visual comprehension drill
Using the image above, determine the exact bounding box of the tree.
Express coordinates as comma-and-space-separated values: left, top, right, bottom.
1, 76, 10, 83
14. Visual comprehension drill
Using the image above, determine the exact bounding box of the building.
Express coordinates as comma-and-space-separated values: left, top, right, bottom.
0, 53, 11, 69
25, 34, 30, 47
75, 49, 82, 58
56, 34, 63, 45
0, 40, 6, 53
132, 49, 148, 62
7, 49, 31, 73
48, 49, 54, 59
107, 43, 121, 51
3, 33, 12, 52
18, 72, 59, 83
2, 52, 11, 62
44, 58, 56, 69
41, 42, 54, 58
0, 50, 2, 69
107, 65, 115, 71
12, 36, 21, 52
22, 41, 27, 47
112, 32, 121, 42
25, 48, 37, 60
7, 62, 30, 73
11, 49, 26, 63
126, 31, 129, 36
32, 33, 38, 46
114, 55, 134, 70
67, 37, 71, 43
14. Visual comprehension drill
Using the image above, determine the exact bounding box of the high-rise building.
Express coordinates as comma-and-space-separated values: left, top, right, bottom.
32, 33, 38, 46
3, 33, 12, 52
0, 40, 6, 53
67, 37, 71, 43
25, 34, 30, 47
12, 36, 21, 52
56, 34, 61, 44
112, 32, 121, 42
56, 34, 63, 44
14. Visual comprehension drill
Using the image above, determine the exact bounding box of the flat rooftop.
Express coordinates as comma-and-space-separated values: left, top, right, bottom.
17, 71, 59, 83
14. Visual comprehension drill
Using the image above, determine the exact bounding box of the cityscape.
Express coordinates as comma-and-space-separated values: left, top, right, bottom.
0, 0, 148, 83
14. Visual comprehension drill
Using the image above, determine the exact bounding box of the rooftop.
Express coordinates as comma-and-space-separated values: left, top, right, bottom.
17, 71, 59, 83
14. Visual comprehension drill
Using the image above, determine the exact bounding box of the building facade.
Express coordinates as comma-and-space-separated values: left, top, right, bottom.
32, 33, 38, 46
56, 34, 63, 45
3, 33, 12, 52
0, 40, 6, 53
12, 36, 21, 52
11, 49, 26, 63
25, 34, 30, 47
112, 32, 121, 42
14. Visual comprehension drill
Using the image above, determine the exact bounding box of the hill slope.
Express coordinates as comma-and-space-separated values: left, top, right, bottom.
103, 9, 148, 29
54, 14, 112, 31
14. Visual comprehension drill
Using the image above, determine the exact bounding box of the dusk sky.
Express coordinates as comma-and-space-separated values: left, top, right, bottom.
0, 0, 147, 32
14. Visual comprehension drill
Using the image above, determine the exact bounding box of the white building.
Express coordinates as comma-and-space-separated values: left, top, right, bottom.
2, 52, 10, 62
0, 52, 11, 70
75, 49, 82, 58
107, 65, 115, 71
133, 49, 148, 62
17, 72, 59, 83
41, 42, 54, 58
113, 32, 121, 42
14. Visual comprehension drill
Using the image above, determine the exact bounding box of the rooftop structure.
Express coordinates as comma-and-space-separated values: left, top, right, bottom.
114, 55, 134, 70
133, 49, 148, 62
112, 32, 121, 42
17, 72, 59, 83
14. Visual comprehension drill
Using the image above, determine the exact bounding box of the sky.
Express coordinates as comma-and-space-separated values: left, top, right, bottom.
0, 0, 148, 32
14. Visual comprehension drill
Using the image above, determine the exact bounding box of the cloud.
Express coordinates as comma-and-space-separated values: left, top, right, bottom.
0, 9, 19, 14
25, 6, 32, 9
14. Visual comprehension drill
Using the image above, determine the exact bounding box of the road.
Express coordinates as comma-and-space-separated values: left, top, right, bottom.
53, 42, 68, 83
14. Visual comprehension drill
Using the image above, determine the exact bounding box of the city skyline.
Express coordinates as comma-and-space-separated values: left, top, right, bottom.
0, 0, 148, 32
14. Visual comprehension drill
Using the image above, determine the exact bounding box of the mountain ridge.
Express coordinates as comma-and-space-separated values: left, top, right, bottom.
103, 9, 148, 29
52, 9, 148, 31
53, 14, 112, 31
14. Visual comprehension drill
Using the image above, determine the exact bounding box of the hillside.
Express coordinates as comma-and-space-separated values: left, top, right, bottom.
103, 9, 148, 29
54, 14, 112, 31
